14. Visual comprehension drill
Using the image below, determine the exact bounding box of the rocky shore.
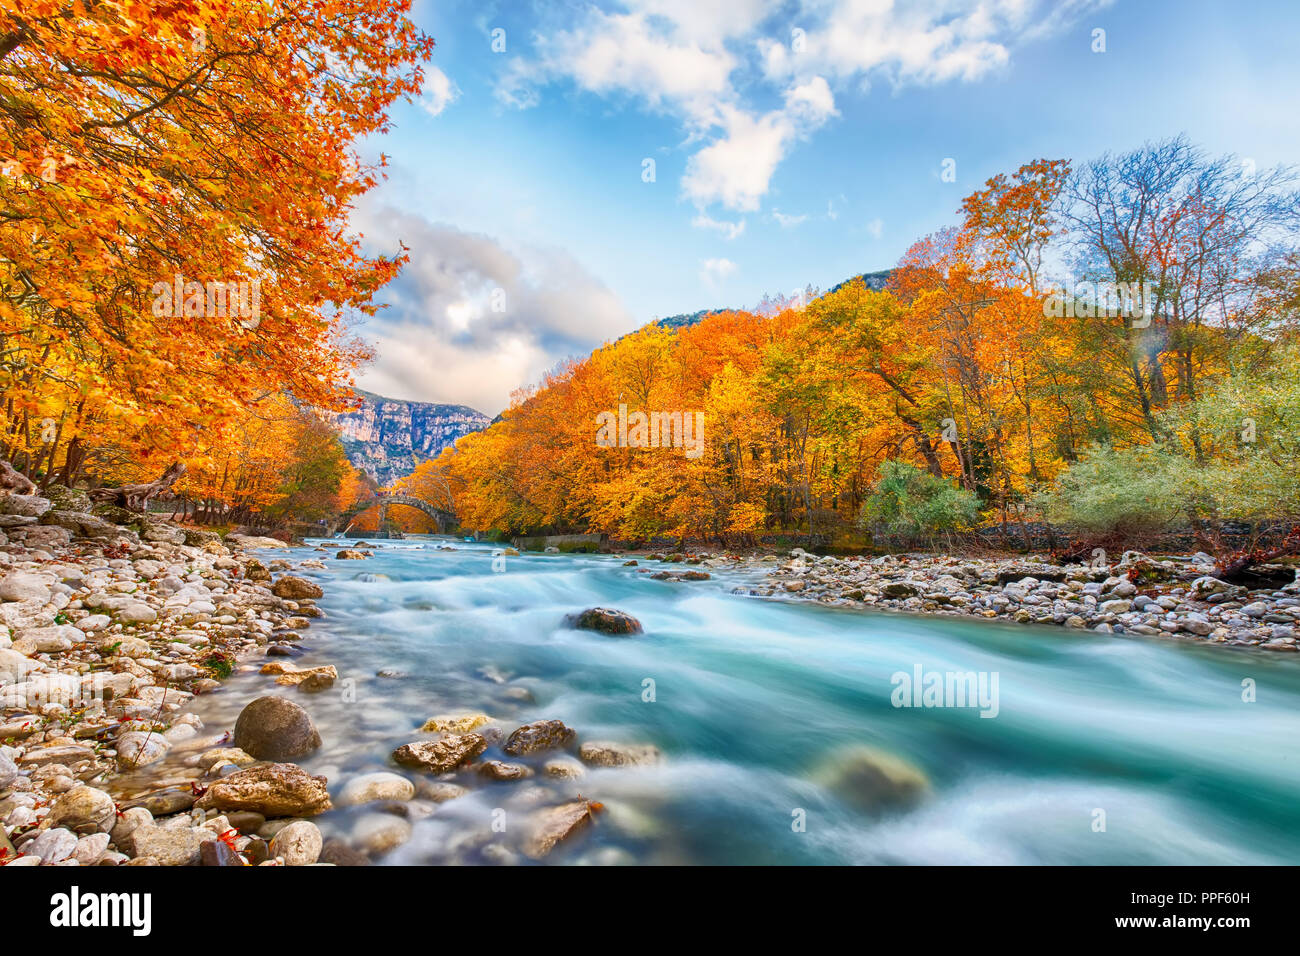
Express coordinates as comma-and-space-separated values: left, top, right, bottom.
6, 486, 1297, 867
0, 490, 658, 866
687, 548, 1299, 650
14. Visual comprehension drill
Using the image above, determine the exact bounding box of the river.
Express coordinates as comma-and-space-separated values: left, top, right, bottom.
182, 536, 1300, 865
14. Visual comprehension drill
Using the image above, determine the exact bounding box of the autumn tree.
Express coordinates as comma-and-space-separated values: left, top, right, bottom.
0, 0, 433, 487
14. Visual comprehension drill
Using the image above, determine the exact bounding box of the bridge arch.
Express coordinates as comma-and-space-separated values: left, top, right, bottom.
376, 493, 456, 533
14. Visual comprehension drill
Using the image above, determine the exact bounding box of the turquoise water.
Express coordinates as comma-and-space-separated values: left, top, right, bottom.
192, 536, 1300, 865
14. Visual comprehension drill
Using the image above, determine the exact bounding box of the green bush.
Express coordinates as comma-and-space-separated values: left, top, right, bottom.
860, 461, 980, 548
1036, 444, 1186, 538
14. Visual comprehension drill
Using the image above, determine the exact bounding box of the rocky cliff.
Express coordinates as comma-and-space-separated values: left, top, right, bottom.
327, 389, 490, 486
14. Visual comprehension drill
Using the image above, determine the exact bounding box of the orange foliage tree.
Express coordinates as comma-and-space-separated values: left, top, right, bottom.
0, 0, 433, 488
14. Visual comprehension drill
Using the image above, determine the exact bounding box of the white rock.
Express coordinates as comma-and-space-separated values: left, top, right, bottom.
27, 826, 78, 863
336, 771, 415, 807
0, 571, 53, 603
269, 820, 323, 865
118, 603, 158, 623
115, 731, 170, 768
73, 832, 111, 864
352, 813, 411, 855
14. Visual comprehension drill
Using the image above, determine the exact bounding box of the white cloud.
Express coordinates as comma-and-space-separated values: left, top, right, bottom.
700, 257, 737, 286
496, 1, 1107, 213
772, 210, 809, 228
419, 65, 460, 117
691, 212, 746, 239
866, 217, 884, 240
350, 205, 634, 415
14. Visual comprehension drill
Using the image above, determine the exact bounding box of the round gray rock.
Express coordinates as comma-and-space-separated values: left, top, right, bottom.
233, 696, 322, 761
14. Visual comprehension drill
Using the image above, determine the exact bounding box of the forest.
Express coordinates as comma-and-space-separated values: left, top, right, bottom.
0, 1, 422, 529
3, 3, 1297, 566
397, 142, 1300, 566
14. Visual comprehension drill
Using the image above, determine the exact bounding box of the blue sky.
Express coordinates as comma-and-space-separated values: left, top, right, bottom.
350, 0, 1300, 414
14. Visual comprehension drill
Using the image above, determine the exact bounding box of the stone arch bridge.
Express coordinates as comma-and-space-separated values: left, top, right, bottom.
375, 493, 456, 533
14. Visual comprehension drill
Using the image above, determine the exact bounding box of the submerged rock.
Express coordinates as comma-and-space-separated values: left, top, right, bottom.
521, 800, 595, 859
352, 813, 412, 855
320, 838, 371, 867
478, 760, 533, 781
420, 713, 491, 734
336, 772, 416, 807
568, 607, 643, 635
578, 741, 661, 768
233, 695, 322, 761
544, 758, 586, 779
813, 746, 929, 815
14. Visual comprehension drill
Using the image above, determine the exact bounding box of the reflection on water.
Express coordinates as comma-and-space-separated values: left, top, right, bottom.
172, 536, 1300, 865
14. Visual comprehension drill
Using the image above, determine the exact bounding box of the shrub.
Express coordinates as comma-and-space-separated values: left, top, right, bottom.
1036, 444, 1186, 539
860, 461, 980, 549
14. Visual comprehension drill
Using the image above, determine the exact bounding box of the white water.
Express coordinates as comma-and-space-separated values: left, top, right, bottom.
182, 536, 1300, 865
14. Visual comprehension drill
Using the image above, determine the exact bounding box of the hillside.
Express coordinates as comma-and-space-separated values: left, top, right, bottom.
652, 269, 894, 331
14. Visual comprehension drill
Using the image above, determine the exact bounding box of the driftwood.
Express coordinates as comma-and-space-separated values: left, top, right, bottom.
89, 462, 186, 513
1213, 525, 1300, 586
0, 458, 37, 495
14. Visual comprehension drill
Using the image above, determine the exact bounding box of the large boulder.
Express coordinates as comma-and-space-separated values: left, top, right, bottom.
392, 733, 487, 773
0, 494, 51, 518
194, 762, 333, 816
0, 571, 54, 603
10, 525, 73, 549
90, 503, 139, 525
140, 520, 186, 545
183, 527, 222, 548
503, 719, 577, 756
42, 484, 92, 513
567, 607, 643, 635
271, 575, 323, 600
40, 510, 121, 539
233, 695, 322, 761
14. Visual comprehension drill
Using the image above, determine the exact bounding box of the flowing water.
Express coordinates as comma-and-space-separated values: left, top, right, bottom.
181, 536, 1300, 865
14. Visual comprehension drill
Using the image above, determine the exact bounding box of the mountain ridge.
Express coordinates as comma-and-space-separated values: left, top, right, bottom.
326, 388, 490, 485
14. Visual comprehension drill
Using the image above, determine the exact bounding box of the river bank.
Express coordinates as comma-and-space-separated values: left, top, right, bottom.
4, 488, 1300, 867
689, 548, 1299, 651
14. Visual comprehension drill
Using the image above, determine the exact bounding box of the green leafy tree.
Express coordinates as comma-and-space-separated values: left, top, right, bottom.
860, 460, 980, 549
